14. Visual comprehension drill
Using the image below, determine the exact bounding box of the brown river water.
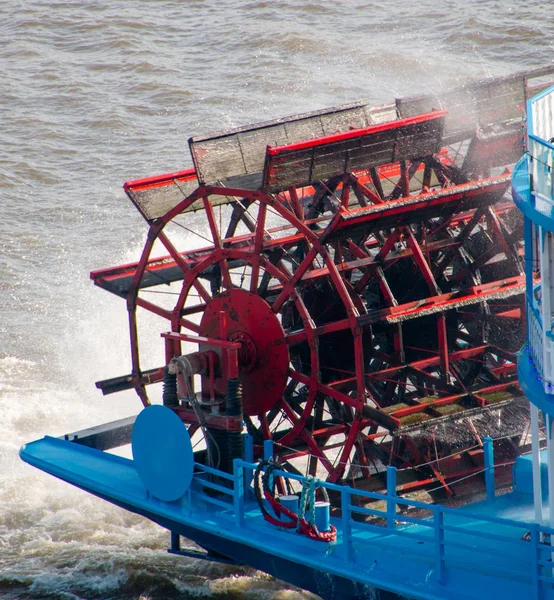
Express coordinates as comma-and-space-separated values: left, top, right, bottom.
1, 1, 553, 598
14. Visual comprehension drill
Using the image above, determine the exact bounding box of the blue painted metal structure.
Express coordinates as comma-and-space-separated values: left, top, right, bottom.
19, 84, 554, 600
132, 405, 194, 501
17, 430, 554, 600
514, 86, 554, 413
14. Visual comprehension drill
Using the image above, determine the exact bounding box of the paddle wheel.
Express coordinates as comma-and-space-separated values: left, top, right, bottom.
92, 67, 554, 487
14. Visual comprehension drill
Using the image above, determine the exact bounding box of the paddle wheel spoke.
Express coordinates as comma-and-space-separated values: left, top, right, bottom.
250, 202, 267, 293
158, 231, 211, 304
203, 196, 233, 290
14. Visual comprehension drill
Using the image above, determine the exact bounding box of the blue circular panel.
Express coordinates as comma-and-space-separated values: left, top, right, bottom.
132, 405, 194, 502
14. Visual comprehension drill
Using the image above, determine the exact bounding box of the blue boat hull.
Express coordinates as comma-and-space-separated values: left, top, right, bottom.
25, 434, 549, 600
92, 489, 403, 600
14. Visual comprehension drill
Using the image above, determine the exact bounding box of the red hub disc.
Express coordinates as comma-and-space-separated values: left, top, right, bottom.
199, 288, 289, 416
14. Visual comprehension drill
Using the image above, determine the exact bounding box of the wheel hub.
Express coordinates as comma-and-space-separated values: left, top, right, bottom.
199, 288, 289, 416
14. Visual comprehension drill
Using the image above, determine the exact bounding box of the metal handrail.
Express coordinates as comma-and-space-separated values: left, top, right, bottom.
186, 428, 554, 598
186, 453, 554, 596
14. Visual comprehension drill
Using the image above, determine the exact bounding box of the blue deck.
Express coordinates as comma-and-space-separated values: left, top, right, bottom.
20, 435, 554, 600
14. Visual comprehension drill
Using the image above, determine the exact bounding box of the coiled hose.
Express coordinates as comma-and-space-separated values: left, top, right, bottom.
254, 460, 337, 542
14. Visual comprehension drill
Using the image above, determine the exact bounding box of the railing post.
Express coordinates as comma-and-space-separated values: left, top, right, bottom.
386, 466, 397, 529
483, 436, 495, 502
434, 508, 445, 585
263, 439, 273, 460
341, 486, 352, 562
243, 433, 254, 462
233, 458, 245, 527
243, 433, 254, 491
530, 524, 541, 600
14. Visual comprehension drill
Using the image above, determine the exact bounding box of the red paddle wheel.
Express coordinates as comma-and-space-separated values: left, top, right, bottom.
92, 67, 554, 488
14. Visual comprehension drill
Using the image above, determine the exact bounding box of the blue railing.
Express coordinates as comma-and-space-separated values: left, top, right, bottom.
513, 154, 532, 204
188, 447, 554, 597
514, 86, 554, 395
528, 299, 546, 383
528, 85, 554, 204
529, 134, 554, 203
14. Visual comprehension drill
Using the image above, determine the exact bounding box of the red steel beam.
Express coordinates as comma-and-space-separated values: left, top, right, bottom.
265, 110, 448, 156
173, 407, 242, 431
285, 276, 525, 347
124, 168, 197, 192
333, 175, 510, 233
367, 345, 489, 379
391, 382, 518, 419
91, 178, 512, 297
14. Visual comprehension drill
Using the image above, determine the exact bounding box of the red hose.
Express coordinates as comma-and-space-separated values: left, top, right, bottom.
262, 489, 337, 542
